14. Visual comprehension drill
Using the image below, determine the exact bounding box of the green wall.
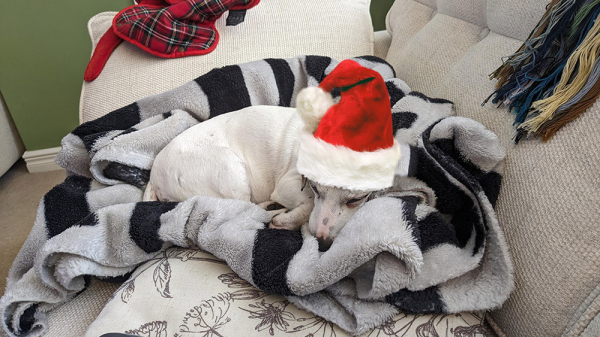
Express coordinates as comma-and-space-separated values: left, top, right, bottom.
0, 1, 130, 151
0, 1, 394, 151
371, 0, 395, 31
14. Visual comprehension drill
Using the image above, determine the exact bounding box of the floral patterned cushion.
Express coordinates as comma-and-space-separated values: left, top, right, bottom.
84, 247, 492, 336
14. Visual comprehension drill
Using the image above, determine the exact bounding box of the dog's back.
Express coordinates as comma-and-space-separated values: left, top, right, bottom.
144, 106, 304, 204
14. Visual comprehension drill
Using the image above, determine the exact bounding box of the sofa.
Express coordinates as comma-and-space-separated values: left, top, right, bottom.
15, 0, 600, 336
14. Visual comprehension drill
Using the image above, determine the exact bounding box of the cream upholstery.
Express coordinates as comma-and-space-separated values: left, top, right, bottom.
385, 1, 600, 336
373, 30, 392, 59
46, 280, 119, 337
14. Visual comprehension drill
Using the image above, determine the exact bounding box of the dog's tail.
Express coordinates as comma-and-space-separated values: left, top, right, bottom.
142, 181, 159, 201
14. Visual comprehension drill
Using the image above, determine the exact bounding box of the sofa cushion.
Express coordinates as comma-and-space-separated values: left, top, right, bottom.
84, 247, 491, 336
385, 0, 434, 64
46, 279, 119, 337
486, 0, 551, 41
437, 0, 487, 27
80, 0, 374, 123
374, 30, 392, 59
385, 1, 600, 336
388, 12, 486, 95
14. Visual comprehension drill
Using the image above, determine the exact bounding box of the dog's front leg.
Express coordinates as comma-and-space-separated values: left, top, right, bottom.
268, 170, 314, 230
270, 198, 313, 230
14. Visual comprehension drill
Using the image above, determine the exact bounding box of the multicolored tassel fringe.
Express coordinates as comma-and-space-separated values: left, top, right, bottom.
485, 0, 600, 142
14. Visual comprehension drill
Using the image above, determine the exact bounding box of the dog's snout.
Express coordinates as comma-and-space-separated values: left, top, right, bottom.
316, 224, 329, 241
323, 218, 329, 225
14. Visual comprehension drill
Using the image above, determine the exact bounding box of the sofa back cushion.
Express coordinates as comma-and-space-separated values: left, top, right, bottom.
80, 0, 374, 123
385, 1, 600, 336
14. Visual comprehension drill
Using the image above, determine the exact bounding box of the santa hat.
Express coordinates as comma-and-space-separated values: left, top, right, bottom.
295, 60, 401, 192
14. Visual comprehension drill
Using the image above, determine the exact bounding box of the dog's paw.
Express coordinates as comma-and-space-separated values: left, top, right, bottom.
266, 208, 288, 220
268, 221, 288, 230
258, 201, 289, 220
269, 211, 302, 230
258, 201, 285, 211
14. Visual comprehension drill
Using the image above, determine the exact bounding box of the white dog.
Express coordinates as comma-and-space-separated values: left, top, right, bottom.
144, 105, 374, 250
145, 61, 402, 251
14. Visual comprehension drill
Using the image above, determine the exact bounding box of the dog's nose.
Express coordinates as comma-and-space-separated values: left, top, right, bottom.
317, 237, 333, 252
316, 225, 329, 241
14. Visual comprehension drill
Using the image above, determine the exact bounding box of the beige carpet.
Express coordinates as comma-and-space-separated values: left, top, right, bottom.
0, 160, 66, 296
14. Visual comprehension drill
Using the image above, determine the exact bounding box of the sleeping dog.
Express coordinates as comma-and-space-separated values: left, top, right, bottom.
144, 60, 401, 250
144, 105, 375, 250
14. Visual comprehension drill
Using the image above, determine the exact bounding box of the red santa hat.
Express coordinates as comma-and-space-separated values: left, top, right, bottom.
295, 59, 401, 192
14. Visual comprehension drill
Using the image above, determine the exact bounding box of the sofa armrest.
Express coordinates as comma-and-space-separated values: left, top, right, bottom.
80, 0, 375, 124
374, 30, 391, 60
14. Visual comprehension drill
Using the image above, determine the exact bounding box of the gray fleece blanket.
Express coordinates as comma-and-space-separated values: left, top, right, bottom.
0, 55, 514, 337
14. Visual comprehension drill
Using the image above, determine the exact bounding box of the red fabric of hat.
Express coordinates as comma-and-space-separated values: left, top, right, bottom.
295, 60, 401, 191
315, 60, 394, 152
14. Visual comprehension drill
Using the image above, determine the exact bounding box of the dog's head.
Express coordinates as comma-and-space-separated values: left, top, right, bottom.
305, 179, 375, 251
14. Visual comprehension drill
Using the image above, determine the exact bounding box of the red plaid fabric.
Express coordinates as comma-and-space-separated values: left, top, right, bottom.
114, 0, 259, 58
84, 0, 260, 81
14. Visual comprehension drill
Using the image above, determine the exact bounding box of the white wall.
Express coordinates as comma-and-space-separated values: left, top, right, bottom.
0, 91, 25, 177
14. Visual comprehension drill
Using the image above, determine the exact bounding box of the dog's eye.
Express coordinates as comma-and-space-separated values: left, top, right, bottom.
346, 193, 370, 207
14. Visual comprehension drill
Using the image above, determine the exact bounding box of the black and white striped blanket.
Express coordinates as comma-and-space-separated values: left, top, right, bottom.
0, 55, 513, 337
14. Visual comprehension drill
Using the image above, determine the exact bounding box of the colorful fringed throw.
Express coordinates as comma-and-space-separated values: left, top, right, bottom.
485, 0, 600, 142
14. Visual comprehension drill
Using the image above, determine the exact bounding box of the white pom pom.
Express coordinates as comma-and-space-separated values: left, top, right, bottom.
295, 87, 333, 133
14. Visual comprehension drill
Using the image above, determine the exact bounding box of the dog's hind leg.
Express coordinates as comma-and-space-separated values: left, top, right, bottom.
143, 182, 159, 201
193, 145, 252, 202
150, 143, 252, 202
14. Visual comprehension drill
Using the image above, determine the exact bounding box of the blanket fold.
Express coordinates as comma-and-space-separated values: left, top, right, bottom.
0, 55, 513, 337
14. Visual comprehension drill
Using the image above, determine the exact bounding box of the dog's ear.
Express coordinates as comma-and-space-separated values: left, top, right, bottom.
366, 191, 376, 201
301, 175, 308, 191
369, 187, 391, 201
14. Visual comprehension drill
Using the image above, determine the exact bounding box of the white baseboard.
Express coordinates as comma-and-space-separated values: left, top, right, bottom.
22, 147, 63, 173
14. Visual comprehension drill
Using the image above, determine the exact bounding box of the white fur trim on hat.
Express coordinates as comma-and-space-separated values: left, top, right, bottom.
296, 133, 402, 191
295, 87, 334, 133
